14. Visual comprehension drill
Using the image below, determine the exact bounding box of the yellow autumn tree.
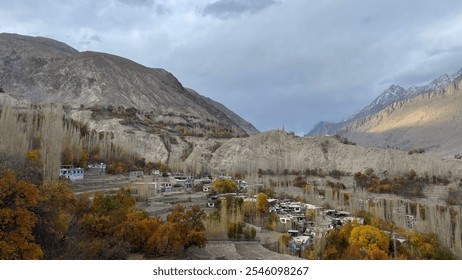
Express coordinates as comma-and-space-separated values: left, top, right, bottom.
278, 233, 291, 254
213, 178, 238, 193
79, 151, 88, 167
243, 200, 257, 224
256, 193, 268, 216
25, 150, 41, 165
324, 221, 357, 260
406, 231, 437, 259
0, 171, 43, 259
349, 225, 389, 260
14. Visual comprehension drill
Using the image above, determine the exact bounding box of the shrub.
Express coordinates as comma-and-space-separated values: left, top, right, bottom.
407, 169, 417, 181
446, 188, 462, 205
227, 222, 244, 239
293, 175, 307, 188
320, 140, 329, 154
364, 168, 375, 176
304, 168, 325, 177
333, 134, 356, 145
329, 169, 350, 179
326, 180, 346, 190
355, 172, 425, 198
26, 149, 41, 163
408, 148, 425, 155
243, 226, 257, 240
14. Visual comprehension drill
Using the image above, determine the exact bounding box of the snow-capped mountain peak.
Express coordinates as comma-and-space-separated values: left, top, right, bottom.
349, 84, 406, 120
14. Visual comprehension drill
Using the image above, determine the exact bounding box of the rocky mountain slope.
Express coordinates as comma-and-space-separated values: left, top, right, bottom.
340, 77, 462, 157
0, 33, 258, 139
307, 120, 345, 137
306, 68, 462, 157
4, 32, 461, 177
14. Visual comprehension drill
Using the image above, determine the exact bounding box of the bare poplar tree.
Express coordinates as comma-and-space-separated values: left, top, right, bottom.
40, 104, 64, 183
0, 105, 29, 157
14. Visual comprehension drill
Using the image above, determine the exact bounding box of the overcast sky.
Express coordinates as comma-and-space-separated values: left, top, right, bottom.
2, 0, 462, 134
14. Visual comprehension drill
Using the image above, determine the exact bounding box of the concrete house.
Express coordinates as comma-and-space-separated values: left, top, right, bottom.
59, 165, 84, 181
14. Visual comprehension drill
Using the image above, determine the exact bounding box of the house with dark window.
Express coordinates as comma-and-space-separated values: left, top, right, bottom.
59, 165, 84, 181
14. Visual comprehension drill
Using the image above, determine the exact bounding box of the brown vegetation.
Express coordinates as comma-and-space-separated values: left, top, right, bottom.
333, 134, 356, 145
354, 171, 426, 198
0, 104, 146, 183
446, 187, 462, 206
0, 170, 43, 259
206, 195, 256, 241
0, 168, 206, 259
408, 148, 425, 155
212, 178, 238, 193
90, 104, 246, 139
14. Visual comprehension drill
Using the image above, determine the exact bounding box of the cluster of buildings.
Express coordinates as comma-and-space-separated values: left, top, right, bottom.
282, 202, 365, 253
200, 183, 366, 253
59, 165, 362, 245
61, 164, 401, 256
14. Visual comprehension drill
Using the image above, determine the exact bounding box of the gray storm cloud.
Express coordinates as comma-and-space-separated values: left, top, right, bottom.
202, 0, 278, 18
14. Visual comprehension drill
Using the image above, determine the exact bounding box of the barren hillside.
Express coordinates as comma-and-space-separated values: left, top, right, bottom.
341, 77, 462, 157
185, 130, 462, 178
0, 33, 258, 138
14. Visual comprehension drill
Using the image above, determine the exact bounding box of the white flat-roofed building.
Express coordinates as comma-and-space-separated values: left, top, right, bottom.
59, 165, 84, 181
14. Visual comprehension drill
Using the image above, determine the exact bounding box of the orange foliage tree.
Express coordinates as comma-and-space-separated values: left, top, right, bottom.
75, 188, 136, 259
256, 193, 268, 216
0, 171, 43, 259
164, 204, 207, 253
324, 221, 389, 260
1, 164, 208, 259
349, 225, 389, 260
75, 189, 207, 259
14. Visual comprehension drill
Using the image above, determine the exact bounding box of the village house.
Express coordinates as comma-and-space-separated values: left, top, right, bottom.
290, 235, 312, 251
170, 173, 193, 188
59, 165, 84, 181
87, 163, 106, 173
